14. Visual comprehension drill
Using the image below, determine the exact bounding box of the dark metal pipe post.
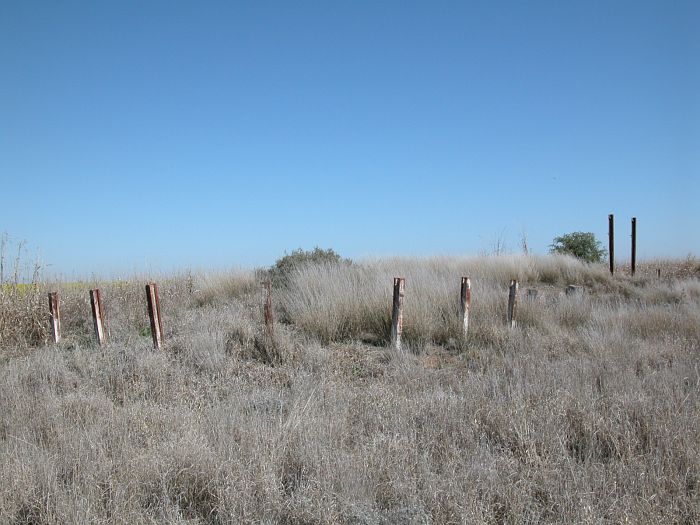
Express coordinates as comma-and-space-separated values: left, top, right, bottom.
608, 214, 615, 275
631, 217, 637, 277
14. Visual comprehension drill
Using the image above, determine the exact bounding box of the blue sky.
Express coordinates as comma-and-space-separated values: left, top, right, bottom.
1, 1, 698, 276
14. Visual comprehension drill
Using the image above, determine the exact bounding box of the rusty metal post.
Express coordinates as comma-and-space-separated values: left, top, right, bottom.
89, 288, 107, 345
145, 282, 163, 349
261, 280, 273, 335
631, 217, 637, 277
608, 214, 615, 275
390, 277, 405, 351
460, 277, 471, 338
48, 291, 61, 343
507, 280, 518, 328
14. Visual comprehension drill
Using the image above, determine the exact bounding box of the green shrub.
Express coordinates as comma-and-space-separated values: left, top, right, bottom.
270, 247, 350, 284
550, 232, 606, 263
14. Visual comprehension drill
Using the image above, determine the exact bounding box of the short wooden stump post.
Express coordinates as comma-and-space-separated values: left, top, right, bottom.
391, 277, 405, 351
90, 289, 107, 345
507, 280, 518, 329
460, 277, 471, 338
48, 292, 61, 343
145, 283, 164, 349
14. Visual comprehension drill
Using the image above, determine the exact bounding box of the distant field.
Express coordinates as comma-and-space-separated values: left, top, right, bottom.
0, 255, 698, 523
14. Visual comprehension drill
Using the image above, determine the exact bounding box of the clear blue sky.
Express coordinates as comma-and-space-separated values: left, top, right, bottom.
1, 1, 698, 276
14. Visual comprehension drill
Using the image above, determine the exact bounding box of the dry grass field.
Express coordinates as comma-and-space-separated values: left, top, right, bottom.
0, 254, 698, 524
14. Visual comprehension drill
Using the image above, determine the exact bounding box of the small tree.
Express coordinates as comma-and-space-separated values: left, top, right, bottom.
550, 232, 606, 263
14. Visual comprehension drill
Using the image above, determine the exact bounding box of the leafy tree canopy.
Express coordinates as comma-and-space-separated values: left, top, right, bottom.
550, 232, 606, 263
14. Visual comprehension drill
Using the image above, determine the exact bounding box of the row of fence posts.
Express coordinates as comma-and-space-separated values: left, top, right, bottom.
386, 277, 525, 350
262, 276, 521, 352
46, 283, 164, 349
387, 279, 590, 349
46, 277, 534, 351
260, 277, 521, 351
42, 215, 651, 348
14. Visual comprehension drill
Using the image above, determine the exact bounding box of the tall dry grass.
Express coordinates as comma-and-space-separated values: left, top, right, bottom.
277, 254, 617, 347
0, 268, 259, 355
0, 254, 698, 523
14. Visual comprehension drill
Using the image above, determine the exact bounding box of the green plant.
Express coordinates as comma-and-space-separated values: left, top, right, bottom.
550, 232, 606, 263
270, 247, 350, 284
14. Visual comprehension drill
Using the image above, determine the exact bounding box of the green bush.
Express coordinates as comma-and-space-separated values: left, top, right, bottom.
550, 232, 606, 263
270, 247, 350, 284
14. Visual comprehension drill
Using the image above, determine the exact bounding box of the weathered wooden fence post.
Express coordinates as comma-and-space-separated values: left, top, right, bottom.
608, 213, 615, 275
507, 280, 518, 328
48, 291, 61, 343
89, 288, 106, 345
391, 277, 405, 351
460, 277, 471, 338
631, 217, 637, 277
261, 280, 273, 336
145, 282, 163, 349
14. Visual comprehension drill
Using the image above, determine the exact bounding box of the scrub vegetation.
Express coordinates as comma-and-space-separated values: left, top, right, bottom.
549, 232, 606, 263
0, 253, 698, 523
